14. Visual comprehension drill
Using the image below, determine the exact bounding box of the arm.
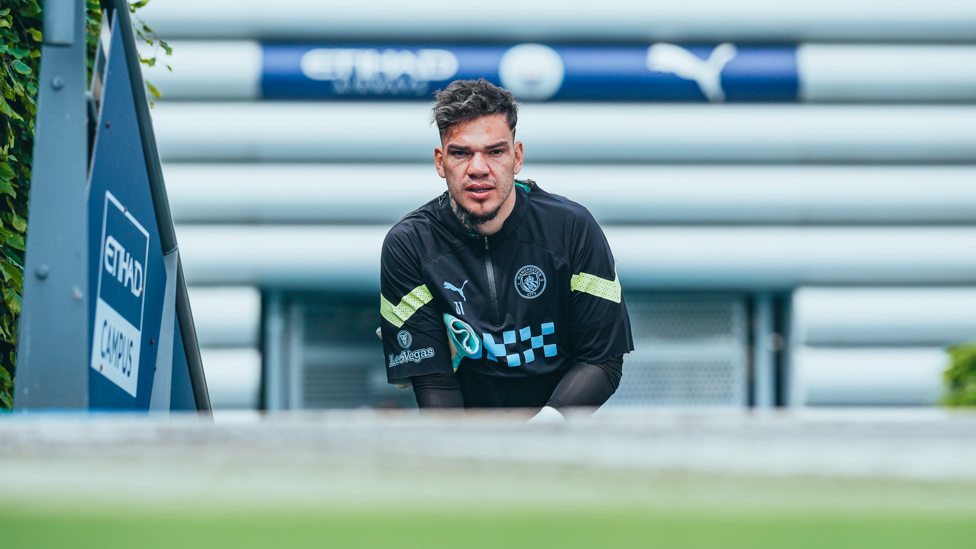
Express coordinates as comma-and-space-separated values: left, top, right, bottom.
528, 355, 622, 424
380, 228, 454, 387
410, 372, 464, 409
528, 211, 634, 423
567, 210, 634, 370
546, 355, 623, 410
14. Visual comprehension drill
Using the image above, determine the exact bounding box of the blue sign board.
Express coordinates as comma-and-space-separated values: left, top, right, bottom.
262, 43, 798, 102
86, 12, 169, 409
15, 0, 206, 413
90, 191, 150, 397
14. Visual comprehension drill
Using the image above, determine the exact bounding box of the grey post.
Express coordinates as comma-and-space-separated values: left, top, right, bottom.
752, 293, 775, 408
14, 0, 90, 409
263, 291, 285, 410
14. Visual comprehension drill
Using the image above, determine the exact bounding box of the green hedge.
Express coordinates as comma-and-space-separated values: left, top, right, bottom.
0, 1, 166, 410
0, 1, 40, 409
943, 341, 976, 407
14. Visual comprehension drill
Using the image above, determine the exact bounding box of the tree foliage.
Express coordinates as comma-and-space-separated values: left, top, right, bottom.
0, 0, 168, 410
943, 341, 976, 407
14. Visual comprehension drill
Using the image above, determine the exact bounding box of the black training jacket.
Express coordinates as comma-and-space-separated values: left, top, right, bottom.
380, 181, 634, 385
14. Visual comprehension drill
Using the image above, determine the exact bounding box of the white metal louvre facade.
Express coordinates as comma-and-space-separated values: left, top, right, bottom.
152, 1, 976, 409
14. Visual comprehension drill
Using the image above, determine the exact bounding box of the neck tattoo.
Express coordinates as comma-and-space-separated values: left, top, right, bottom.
450, 195, 501, 234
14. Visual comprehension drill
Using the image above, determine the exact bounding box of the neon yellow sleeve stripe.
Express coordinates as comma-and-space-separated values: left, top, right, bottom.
380, 285, 434, 328
570, 269, 621, 303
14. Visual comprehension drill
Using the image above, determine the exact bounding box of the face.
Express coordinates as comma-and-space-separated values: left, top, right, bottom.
435, 113, 523, 232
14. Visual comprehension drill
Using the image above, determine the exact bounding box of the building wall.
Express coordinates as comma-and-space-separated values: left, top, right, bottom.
141, 1, 976, 408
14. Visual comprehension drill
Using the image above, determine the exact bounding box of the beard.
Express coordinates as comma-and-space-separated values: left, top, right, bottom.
448, 181, 513, 233
451, 195, 503, 233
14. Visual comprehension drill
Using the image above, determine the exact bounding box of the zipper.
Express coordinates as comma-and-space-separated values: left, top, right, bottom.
484, 236, 501, 325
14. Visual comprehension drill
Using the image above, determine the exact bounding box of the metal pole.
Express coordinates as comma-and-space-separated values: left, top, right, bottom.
14, 0, 89, 410
175, 258, 211, 414
752, 292, 775, 408
102, 0, 177, 255
102, 0, 208, 413
288, 302, 304, 409
263, 292, 285, 410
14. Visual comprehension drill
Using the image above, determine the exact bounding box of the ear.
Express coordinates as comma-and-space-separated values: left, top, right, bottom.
434, 147, 446, 178
513, 141, 524, 175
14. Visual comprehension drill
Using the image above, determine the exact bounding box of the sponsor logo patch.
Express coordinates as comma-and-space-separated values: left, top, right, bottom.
515, 265, 546, 299
397, 330, 413, 349
388, 348, 435, 368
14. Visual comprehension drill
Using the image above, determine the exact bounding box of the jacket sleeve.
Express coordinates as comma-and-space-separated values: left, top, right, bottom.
380, 226, 454, 385
567, 210, 635, 364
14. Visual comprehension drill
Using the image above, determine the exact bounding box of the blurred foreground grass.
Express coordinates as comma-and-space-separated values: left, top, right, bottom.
5, 463, 976, 549
3, 507, 974, 549
5, 414, 976, 548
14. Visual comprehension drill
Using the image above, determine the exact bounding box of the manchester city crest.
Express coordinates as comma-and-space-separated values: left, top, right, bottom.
515, 265, 546, 299
397, 330, 413, 349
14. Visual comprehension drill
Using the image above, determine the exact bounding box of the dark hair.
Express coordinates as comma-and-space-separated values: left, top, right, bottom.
431, 79, 519, 140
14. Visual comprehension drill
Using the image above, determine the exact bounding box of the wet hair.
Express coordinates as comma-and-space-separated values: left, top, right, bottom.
430, 79, 519, 140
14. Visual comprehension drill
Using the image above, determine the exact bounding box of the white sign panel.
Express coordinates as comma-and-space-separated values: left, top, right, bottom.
90, 191, 150, 397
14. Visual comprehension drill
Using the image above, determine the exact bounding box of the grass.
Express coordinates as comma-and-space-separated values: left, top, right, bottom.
5, 463, 976, 549
4, 415, 976, 548
3, 507, 975, 549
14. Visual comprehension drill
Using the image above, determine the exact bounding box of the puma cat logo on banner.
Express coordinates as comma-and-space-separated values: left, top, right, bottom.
646, 43, 738, 102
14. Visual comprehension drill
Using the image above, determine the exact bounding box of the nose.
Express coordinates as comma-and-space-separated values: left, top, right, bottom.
468, 152, 489, 176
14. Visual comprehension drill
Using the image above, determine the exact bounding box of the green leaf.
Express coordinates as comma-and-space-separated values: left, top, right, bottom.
0, 97, 23, 122
8, 46, 28, 59
6, 234, 24, 251
0, 19, 10, 29
0, 9, 10, 16
0, 181, 16, 198
131, 0, 152, 8
160, 41, 172, 56
3, 288, 20, 315
10, 59, 30, 75
146, 81, 161, 98
10, 213, 25, 233
26, 28, 42, 41
24, 0, 42, 16
1, 261, 23, 294
0, 162, 14, 181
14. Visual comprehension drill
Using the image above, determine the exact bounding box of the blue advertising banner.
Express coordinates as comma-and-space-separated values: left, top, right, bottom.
262, 43, 797, 102
87, 13, 168, 409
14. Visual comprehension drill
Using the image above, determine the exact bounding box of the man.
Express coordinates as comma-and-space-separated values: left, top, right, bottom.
380, 79, 633, 420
